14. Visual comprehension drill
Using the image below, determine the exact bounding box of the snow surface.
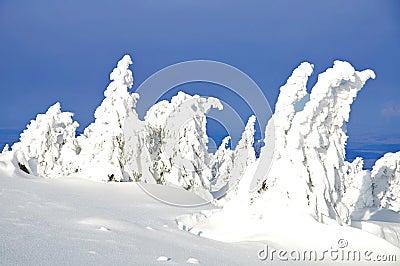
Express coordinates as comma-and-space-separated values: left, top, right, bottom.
0, 169, 272, 265
1, 168, 399, 265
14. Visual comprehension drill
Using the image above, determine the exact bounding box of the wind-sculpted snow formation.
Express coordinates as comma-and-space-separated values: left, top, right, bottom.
1, 54, 400, 220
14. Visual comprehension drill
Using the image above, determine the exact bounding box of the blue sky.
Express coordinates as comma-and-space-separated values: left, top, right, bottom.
0, 0, 399, 159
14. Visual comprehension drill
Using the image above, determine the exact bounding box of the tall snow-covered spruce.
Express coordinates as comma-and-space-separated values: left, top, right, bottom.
77, 55, 140, 182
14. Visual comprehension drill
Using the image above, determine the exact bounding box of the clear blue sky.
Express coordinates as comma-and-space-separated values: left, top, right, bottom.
0, 0, 399, 155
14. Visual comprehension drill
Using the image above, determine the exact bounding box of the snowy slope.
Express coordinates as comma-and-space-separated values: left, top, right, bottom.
0, 169, 271, 266
1, 168, 399, 265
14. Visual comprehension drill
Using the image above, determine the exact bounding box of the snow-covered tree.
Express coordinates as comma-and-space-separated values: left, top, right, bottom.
340, 157, 374, 217
230, 115, 256, 181
211, 116, 257, 202
77, 54, 140, 182
11, 102, 79, 177
371, 151, 400, 212
143, 92, 223, 191
210, 136, 233, 189
254, 61, 375, 224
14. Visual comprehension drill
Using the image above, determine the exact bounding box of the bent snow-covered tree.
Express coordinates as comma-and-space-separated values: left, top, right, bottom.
254, 61, 375, 224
